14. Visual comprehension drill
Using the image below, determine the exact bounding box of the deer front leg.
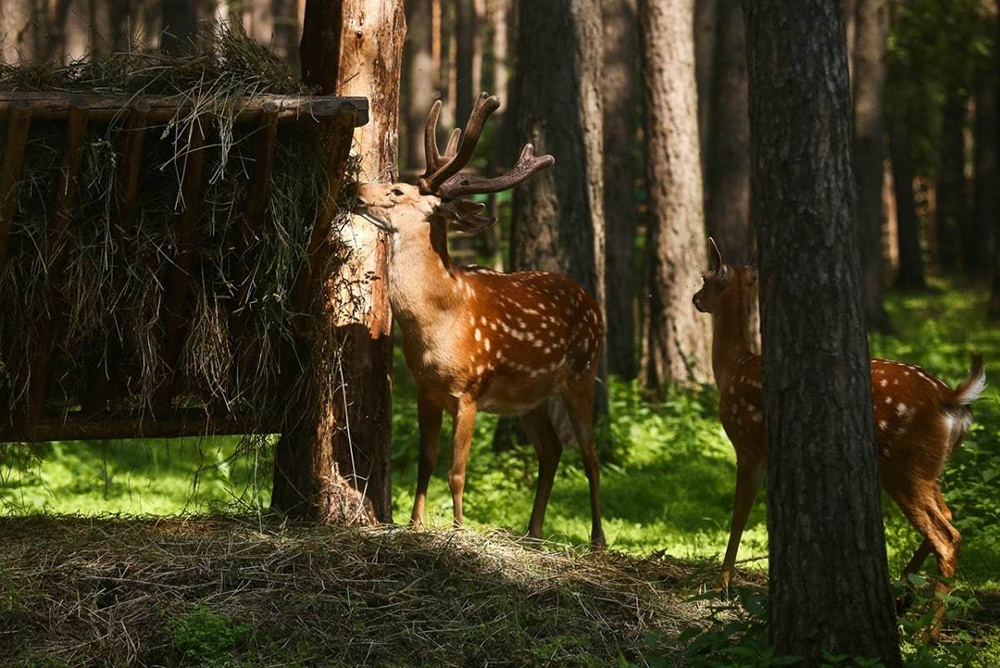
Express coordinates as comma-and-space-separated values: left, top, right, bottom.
411, 393, 443, 526
449, 394, 478, 527
720, 456, 764, 591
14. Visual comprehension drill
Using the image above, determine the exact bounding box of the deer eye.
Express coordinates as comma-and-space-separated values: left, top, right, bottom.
391, 188, 404, 197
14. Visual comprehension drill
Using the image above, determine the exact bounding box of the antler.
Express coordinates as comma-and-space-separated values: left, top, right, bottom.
419, 92, 554, 200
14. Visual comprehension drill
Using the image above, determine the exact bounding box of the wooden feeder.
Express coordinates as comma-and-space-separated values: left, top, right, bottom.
0, 91, 368, 443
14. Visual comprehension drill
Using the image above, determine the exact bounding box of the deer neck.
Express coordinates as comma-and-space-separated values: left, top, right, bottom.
711, 286, 754, 389
387, 217, 465, 337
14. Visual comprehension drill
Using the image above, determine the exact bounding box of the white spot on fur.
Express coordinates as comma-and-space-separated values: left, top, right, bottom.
896, 402, 908, 415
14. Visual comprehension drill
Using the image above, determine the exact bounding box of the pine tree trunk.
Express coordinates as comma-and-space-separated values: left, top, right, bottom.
888, 111, 926, 289
853, 0, 890, 330
639, 0, 712, 388
455, 0, 476, 127
271, 0, 404, 524
694, 0, 717, 168
403, 0, 434, 169
744, 2, 903, 664
602, 0, 638, 380
989, 0, 1000, 317
936, 90, 968, 272
972, 33, 997, 279
509, 0, 607, 428
161, 0, 200, 54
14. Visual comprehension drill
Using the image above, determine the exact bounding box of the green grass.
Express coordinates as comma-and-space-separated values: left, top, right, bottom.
2, 281, 999, 588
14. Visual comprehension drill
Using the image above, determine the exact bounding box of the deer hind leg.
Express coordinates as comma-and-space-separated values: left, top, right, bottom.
888, 480, 962, 642
449, 394, 478, 528
560, 377, 606, 550
411, 394, 443, 527
520, 404, 564, 541
901, 488, 953, 580
720, 455, 764, 592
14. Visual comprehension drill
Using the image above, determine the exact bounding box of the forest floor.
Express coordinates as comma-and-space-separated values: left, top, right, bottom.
2, 282, 1000, 665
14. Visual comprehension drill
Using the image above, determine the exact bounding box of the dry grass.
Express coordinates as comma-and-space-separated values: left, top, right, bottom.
0, 515, 711, 667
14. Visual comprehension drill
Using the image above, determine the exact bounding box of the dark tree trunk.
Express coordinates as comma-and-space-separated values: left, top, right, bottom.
888, 111, 926, 289
160, 0, 200, 54
936, 90, 968, 273
694, 0, 718, 170
455, 0, 476, 127
272, 0, 404, 524
639, 0, 712, 388
602, 0, 638, 380
271, 0, 300, 62
403, 0, 435, 169
972, 40, 997, 279
509, 0, 607, 433
744, 1, 903, 665
853, 0, 890, 330
989, 0, 1000, 317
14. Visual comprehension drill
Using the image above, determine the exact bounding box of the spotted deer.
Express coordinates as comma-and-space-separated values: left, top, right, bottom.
693, 239, 985, 640
355, 93, 606, 548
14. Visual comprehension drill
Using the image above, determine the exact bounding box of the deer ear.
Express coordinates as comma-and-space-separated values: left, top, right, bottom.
436, 200, 496, 234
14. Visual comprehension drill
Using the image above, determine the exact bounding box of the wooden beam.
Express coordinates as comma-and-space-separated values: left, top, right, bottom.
155, 115, 209, 412
0, 93, 369, 125
0, 103, 31, 270
1, 410, 278, 442
25, 107, 90, 423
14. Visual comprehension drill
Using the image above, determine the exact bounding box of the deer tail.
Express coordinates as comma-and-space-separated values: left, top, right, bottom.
951, 352, 986, 406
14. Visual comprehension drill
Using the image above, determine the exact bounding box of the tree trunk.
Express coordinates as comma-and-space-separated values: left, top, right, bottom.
0, 0, 34, 63
694, 0, 717, 168
639, 0, 712, 388
509, 0, 607, 426
936, 90, 968, 273
455, 0, 476, 126
744, 2, 903, 665
271, 0, 300, 61
853, 0, 890, 330
990, 0, 1000, 317
888, 111, 926, 289
972, 29, 997, 279
161, 0, 201, 54
603, 0, 638, 380
271, 0, 404, 524
403, 0, 434, 169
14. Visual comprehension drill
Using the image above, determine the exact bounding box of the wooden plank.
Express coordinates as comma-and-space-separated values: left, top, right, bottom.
154, 115, 209, 412
290, 106, 359, 314
0, 93, 369, 125
0, 103, 32, 270
1, 410, 278, 442
83, 104, 151, 416
25, 107, 90, 423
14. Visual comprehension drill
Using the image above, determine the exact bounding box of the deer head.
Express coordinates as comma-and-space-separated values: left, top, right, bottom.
692, 238, 757, 315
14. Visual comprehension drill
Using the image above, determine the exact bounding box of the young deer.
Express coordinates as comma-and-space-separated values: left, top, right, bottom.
693, 240, 985, 639
355, 93, 606, 548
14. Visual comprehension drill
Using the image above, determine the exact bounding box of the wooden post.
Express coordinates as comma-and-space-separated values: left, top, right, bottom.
271, 0, 404, 524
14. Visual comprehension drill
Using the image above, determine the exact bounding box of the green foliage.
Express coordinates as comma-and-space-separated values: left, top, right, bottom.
168, 607, 251, 668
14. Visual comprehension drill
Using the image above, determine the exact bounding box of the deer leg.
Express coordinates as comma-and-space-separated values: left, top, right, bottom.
720, 456, 764, 592
411, 394, 443, 526
520, 404, 564, 541
560, 379, 605, 550
901, 486, 954, 580
449, 394, 478, 528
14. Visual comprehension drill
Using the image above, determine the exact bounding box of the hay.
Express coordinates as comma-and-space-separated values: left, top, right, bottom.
0, 23, 355, 440
0, 515, 702, 667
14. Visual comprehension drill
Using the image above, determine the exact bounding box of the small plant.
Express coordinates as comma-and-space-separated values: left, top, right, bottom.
168, 606, 251, 668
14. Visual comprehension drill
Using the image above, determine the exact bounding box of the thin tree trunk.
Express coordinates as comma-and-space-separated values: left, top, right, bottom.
744, 1, 903, 664
456, 0, 476, 126
972, 28, 997, 279
404, 0, 434, 169
888, 111, 926, 289
603, 0, 638, 380
639, 0, 712, 388
694, 0, 717, 169
989, 0, 1000, 316
853, 0, 890, 330
936, 90, 968, 272
161, 0, 200, 54
271, 0, 300, 61
272, 0, 404, 524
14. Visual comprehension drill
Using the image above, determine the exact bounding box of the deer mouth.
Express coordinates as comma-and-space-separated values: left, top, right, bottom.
356, 205, 396, 233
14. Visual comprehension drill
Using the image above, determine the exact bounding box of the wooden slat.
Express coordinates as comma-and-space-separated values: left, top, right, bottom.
0, 103, 32, 270
25, 107, 90, 422
0, 93, 369, 125
154, 115, 209, 411
1, 410, 277, 442
291, 106, 359, 314
83, 104, 151, 416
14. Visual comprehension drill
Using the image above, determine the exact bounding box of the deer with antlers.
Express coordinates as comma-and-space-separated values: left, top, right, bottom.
355, 93, 606, 548
693, 239, 986, 639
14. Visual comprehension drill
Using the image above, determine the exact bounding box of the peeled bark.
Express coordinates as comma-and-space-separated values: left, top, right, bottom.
744, 1, 903, 664
272, 0, 404, 524
852, 0, 890, 330
602, 0, 638, 380
639, 0, 712, 388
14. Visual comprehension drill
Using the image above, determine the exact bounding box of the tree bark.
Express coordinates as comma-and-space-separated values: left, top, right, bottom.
639, 0, 712, 388
887, 110, 926, 289
161, 0, 201, 54
989, 0, 1000, 317
455, 0, 476, 126
972, 24, 997, 279
852, 0, 890, 330
694, 0, 717, 169
602, 0, 638, 380
403, 0, 434, 169
509, 0, 607, 426
936, 90, 968, 273
744, 2, 903, 665
272, 0, 404, 524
